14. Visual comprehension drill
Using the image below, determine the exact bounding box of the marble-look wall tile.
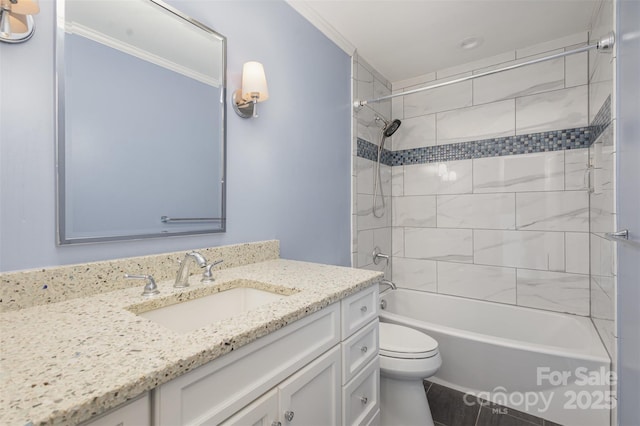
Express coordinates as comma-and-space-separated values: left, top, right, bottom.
566, 232, 590, 274
473, 151, 565, 193
356, 105, 382, 146
392, 257, 437, 292
515, 86, 588, 135
590, 233, 616, 278
356, 62, 374, 102
437, 262, 516, 304
403, 80, 472, 118
391, 166, 404, 196
356, 156, 375, 195
474, 230, 565, 271
373, 77, 391, 121
515, 191, 589, 232
374, 227, 392, 262
405, 161, 473, 195
565, 51, 588, 88
357, 229, 375, 267
437, 194, 516, 230
436, 100, 515, 144
392, 227, 404, 257
516, 269, 589, 315
473, 58, 564, 104
356, 194, 391, 230
393, 114, 436, 150
392, 89, 404, 120
591, 275, 615, 320
405, 228, 473, 263
564, 148, 589, 190
392, 196, 437, 227
592, 317, 616, 359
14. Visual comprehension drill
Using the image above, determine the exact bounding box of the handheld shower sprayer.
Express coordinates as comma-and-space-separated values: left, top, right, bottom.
372, 116, 401, 218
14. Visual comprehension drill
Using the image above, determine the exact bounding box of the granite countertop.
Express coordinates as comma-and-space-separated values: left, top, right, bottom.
0, 259, 382, 425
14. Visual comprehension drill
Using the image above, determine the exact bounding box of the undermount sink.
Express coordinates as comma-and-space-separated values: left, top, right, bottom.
136, 285, 289, 334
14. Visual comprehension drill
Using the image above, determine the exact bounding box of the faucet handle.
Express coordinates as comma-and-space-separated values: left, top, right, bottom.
125, 274, 160, 297
201, 259, 224, 283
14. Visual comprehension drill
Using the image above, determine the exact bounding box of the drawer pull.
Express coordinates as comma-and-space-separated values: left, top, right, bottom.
272, 422, 282, 426
284, 410, 295, 422
361, 345, 368, 353
360, 305, 368, 313
360, 396, 368, 404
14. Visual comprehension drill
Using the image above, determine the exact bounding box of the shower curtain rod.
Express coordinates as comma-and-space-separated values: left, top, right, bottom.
354, 32, 615, 109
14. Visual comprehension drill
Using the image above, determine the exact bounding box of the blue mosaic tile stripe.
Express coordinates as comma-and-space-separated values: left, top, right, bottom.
357, 127, 591, 166
391, 127, 591, 166
590, 95, 612, 143
357, 138, 393, 166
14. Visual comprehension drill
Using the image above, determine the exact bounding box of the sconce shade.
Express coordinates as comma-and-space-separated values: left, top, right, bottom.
241, 61, 269, 102
0, 0, 39, 43
8, 0, 40, 15
3, 12, 28, 33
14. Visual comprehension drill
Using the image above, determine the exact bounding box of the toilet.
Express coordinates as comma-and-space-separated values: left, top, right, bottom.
379, 322, 442, 426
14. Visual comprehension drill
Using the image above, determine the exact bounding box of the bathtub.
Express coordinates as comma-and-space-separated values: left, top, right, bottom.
379, 289, 611, 426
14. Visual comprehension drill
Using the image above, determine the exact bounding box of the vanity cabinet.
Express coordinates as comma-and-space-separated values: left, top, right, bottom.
222, 346, 342, 426
152, 285, 379, 426
83, 393, 150, 426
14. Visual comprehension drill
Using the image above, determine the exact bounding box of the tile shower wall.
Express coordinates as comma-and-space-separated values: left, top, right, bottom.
352, 53, 392, 279
390, 33, 592, 316
587, 0, 617, 421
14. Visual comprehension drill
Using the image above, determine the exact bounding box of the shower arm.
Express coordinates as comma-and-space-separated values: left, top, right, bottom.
354, 32, 615, 109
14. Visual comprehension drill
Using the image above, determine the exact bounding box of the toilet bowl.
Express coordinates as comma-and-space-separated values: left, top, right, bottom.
379, 322, 441, 426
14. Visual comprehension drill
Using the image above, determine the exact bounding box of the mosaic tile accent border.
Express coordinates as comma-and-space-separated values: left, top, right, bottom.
357, 97, 612, 166
590, 95, 612, 142
357, 138, 393, 166
358, 127, 592, 166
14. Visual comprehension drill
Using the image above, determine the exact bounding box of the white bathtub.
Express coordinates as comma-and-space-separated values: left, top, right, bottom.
379, 289, 611, 426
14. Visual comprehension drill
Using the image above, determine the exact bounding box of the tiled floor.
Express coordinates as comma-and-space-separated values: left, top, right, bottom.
424, 380, 563, 426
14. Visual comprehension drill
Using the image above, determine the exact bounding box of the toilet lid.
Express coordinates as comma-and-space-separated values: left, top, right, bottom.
379, 322, 439, 359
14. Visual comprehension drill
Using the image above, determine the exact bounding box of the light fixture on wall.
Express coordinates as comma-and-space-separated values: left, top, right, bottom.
0, 0, 39, 44
231, 61, 269, 118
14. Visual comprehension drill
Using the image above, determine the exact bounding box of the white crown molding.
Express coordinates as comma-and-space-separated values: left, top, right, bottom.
285, 0, 356, 56
65, 22, 220, 88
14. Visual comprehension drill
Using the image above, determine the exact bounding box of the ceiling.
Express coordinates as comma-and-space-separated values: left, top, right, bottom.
288, 0, 599, 83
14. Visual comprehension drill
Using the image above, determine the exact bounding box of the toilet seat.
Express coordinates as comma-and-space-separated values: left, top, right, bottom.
379, 322, 439, 359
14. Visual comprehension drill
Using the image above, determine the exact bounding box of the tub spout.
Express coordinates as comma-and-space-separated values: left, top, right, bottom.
379, 279, 397, 291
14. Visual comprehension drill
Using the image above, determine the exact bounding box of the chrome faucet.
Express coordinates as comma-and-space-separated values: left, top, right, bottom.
174, 251, 207, 288
379, 279, 397, 291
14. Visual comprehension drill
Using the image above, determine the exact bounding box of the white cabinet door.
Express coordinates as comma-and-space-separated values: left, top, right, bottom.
220, 389, 279, 426
84, 393, 149, 426
278, 346, 342, 426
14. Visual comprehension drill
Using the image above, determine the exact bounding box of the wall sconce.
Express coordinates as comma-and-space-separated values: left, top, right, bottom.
0, 0, 39, 44
232, 61, 269, 119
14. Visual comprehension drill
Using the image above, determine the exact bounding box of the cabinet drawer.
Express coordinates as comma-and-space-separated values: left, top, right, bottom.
342, 357, 379, 426
219, 388, 278, 426
83, 392, 149, 426
342, 319, 378, 384
341, 286, 379, 338
155, 303, 340, 426
365, 409, 380, 426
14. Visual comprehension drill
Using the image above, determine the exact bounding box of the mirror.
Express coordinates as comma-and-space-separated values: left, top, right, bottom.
56, 0, 226, 244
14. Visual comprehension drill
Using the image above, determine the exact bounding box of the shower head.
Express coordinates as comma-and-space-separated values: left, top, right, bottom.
383, 119, 401, 138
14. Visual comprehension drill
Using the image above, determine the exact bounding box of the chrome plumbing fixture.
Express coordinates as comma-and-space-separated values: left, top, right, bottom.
174, 251, 207, 288
379, 279, 397, 291
125, 274, 160, 297
201, 259, 224, 283
372, 247, 390, 265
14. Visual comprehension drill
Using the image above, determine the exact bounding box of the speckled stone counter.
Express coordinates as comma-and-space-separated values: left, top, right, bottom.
0, 259, 382, 425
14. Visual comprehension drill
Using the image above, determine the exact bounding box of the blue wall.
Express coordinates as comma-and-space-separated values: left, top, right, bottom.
0, 0, 352, 272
